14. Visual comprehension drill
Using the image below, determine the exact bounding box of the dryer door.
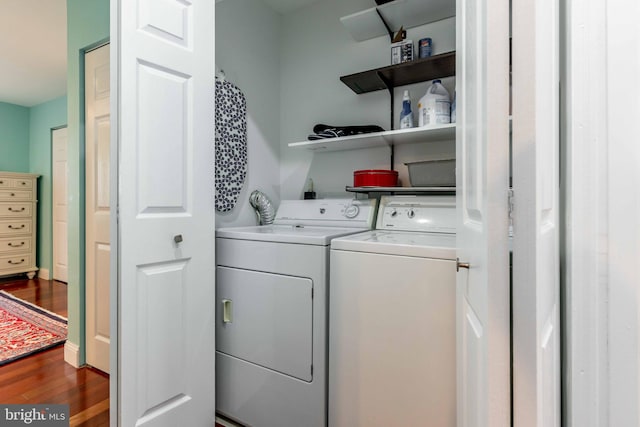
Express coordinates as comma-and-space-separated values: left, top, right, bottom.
216, 266, 313, 381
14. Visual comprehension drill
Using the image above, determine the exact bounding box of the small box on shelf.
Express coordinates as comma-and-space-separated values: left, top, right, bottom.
391, 40, 413, 65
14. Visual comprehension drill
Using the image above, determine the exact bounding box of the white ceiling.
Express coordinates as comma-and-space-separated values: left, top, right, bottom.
0, 0, 67, 107
0, 0, 321, 107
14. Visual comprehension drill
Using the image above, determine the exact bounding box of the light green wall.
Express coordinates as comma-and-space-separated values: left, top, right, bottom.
29, 96, 67, 275
67, 0, 110, 362
0, 102, 30, 172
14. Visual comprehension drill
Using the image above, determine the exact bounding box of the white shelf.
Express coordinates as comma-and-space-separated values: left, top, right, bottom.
340, 0, 456, 42
288, 124, 456, 152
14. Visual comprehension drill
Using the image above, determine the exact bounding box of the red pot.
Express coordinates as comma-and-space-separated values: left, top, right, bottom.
353, 169, 398, 187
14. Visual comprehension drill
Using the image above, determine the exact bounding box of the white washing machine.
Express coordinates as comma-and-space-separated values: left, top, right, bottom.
215, 198, 377, 427
329, 195, 457, 427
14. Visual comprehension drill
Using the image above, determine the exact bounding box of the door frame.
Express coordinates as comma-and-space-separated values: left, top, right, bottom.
109, 2, 119, 420
63, 36, 111, 370
51, 125, 68, 283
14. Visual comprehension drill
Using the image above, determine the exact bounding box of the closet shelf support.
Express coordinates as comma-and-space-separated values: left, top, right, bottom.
376, 72, 396, 171
375, 8, 396, 41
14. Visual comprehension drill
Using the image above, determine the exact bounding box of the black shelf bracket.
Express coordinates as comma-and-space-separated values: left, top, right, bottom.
376, 71, 396, 171
377, 72, 395, 131
375, 8, 396, 41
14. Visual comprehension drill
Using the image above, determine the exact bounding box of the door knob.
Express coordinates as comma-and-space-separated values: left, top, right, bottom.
456, 258, 470, 272
174, 234, 183, 244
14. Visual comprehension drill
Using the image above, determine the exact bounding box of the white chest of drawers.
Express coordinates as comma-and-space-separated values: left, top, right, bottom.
0, 172, 39, 279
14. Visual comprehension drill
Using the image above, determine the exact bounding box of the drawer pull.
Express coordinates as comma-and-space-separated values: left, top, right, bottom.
8, 242, 25, 247
8, 259, 25, 265
19, 182, 26, 186
8, 224, 25, 230
8, 207, 25, 212
10, 193, 15, 197
0, 181, 3, 184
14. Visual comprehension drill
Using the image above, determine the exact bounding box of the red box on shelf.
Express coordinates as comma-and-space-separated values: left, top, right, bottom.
353, 169, 398, 187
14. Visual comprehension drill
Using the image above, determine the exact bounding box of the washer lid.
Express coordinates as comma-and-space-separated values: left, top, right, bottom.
216, 224, 370, 246
331, 230, 456, 259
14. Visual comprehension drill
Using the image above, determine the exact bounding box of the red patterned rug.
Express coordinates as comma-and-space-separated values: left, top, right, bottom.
0, 290, 67, 366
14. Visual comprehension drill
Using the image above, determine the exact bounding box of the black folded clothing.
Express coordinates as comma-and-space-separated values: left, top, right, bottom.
307, 124, 385, 140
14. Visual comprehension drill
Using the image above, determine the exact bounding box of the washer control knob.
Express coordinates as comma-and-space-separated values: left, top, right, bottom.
390, 209, 398, 217
407, 209, 415, 219
344, 205, 360, 218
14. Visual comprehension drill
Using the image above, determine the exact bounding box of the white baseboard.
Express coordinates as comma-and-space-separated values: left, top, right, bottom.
64, 341, 80, 368
38, 268, 50, 280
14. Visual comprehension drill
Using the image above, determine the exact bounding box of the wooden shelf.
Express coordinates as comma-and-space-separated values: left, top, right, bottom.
340, 0, 456, 42
346, 186, 456, 194
288, 124, 455, 152
340, 52, 456, 94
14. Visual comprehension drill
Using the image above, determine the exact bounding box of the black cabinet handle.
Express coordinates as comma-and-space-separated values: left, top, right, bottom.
8, 259, 25, 265
8, 224, 25, 230
8, 207, 25, 212
8, 242, 25, 247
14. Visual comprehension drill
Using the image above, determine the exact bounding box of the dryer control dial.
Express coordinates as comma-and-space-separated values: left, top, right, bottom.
407, 209, 415, 219
344, 204, 360, 219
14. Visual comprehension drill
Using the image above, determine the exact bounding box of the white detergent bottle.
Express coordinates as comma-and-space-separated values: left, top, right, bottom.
399, 90, 413, 129
418, 80, 451, 127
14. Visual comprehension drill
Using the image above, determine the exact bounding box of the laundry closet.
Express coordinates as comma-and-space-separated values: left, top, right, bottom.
214, 0, 560, 426
215, 0, 456, 229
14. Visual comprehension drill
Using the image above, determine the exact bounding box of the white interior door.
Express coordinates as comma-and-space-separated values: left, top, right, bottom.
114, 0, 216, 425
85, 44, 111, 374
52, 127, 68, 283
512, 0, 561, 425
455, 0, 511, 425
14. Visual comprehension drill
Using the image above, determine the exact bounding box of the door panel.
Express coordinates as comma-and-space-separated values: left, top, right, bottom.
216, 267, 313, 381
52, 127, 68, 282
456, 0, 511, 426
85, 44, 111, 373
512, 0, 561, 424
115, 0, 215, 425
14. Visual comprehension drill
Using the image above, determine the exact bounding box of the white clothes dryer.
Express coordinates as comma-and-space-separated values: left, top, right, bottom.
215, 198, 377, 427
329, 195, 457, 427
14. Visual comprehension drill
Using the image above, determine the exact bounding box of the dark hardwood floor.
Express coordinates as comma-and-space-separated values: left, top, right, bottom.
0, 277, 109, 426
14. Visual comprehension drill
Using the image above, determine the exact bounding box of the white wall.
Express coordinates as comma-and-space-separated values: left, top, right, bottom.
279, 0, 456, 199
606, 0, 640, 424
565, 0, 640, 425
215, 0, 281, 227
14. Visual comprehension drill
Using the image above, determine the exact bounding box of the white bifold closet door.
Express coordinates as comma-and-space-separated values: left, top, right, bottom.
455, 0, 511, 424
113, 0, 216, 425
455, 0, 561, 425
512, 0, 561, 425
